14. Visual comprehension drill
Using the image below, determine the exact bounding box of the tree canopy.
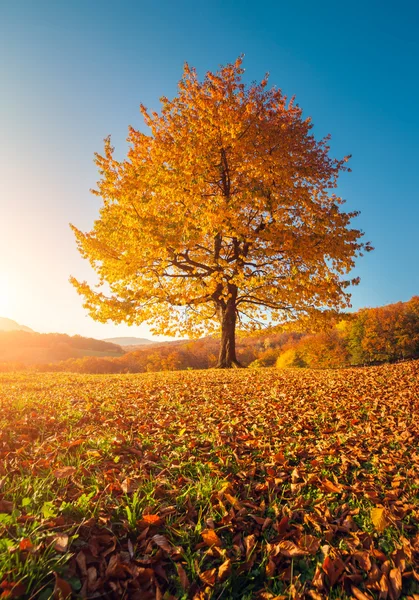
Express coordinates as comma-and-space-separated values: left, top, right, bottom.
71, 57, 372, 367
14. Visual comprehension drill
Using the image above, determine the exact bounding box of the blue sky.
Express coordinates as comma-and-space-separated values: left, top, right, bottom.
1, 0, 418, 339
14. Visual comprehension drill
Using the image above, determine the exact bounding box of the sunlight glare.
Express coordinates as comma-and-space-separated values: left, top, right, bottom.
0, 272, 17, 318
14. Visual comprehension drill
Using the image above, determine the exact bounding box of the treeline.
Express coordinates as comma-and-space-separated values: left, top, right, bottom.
32, 335, 299, 374
1, 297, 419, 373
0, 331, 123, 368
274, 296, 419, 369
1, 332, 302, 374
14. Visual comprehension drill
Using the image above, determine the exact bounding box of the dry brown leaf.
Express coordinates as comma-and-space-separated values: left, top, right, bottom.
121, 477, 139, 494
152, 534, 173, 554
321, 478, 343, 493
176, 563, 190, 590
54, 534, 69, 553
53, 466, 76, 479
224, 492, 242, 508
53, 573, 72, 599
322, 555, 346, 586
278, 540, 308, 557
0, 499, 14, 513
351, 585, 372, 600
299, 535, 321, 554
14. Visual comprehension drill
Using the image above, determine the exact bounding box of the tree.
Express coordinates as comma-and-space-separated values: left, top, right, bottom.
71, 57, 372, 368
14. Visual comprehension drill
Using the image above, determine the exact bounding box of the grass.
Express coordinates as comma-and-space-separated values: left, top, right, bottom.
0, 362, 418, 598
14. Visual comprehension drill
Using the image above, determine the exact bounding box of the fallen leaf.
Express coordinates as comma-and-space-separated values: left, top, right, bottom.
176, 563, 190, 590
201, 529, 222, 547
351, 585, 372, 600
53, 466, 76, 479
371, 507, 389, 532
218, 558, 232, 582
265, 558, 276, 578
54, 534, 69, 553
299, 535, 321, 554
322, 555, 346, 586
278, 540, 308, 558
142, 513, 163, 526
389, 568, 402, 600
0, 581, 26, 598
199, 568, 217, 587
321, 479, 343, 493
152, 534, 172, 554
53, 573, 72, 599
0, 499, 13, 514
19, 538, 33, 552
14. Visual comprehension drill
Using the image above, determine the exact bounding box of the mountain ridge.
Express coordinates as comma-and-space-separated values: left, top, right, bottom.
0, 317, 34, 333
103, 337, 155, 346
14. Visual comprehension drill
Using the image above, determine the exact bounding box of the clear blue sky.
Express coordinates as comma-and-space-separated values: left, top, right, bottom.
1, 0, 418, 339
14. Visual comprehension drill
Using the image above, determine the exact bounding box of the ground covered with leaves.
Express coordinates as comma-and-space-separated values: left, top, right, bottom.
0, 361, 419, 599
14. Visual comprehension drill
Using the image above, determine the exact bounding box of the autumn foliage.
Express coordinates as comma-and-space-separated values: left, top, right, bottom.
275, 296, 419, 369
71, 57, 371, 367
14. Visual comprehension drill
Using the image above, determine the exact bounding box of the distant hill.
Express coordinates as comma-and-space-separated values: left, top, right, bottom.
103, 337, 155, 346
0, 317, 34, 333
0, 330, 124, 366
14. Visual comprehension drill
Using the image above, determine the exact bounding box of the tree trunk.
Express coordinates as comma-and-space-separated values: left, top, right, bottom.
216, 287, 241, 368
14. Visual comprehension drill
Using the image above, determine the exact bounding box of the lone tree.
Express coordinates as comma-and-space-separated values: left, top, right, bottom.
71, 57, 371, 368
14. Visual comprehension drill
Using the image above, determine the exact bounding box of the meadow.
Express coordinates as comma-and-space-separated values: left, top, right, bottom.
0, 362, 418, 599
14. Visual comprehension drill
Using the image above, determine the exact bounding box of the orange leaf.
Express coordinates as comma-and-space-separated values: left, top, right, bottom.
320, 479, 343, 493
217, 558, 231, 582
201, 529, 222, 547
199, 568, 217, 587
273, 451, 286, 464
142, 513, 161, 524
265, 558, 276, 578
19, 538, 33, 552
389, 568, 402, 600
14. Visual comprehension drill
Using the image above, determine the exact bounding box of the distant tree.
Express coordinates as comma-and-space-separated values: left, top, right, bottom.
71, 57, 371, 368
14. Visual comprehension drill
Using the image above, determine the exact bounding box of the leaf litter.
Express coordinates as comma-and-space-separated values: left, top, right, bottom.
0, 360, 418, 598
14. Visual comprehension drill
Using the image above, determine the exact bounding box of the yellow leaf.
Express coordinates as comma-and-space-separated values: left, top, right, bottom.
371, 507, 389, 532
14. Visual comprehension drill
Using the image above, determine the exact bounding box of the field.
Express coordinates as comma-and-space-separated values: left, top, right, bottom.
0, 362, 418, 600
